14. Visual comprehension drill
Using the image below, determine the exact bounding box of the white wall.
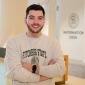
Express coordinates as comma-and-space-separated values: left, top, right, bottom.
57, 0, 85, 61
48, 0, 56, 37
0, 0, 28, 47
84, 0, 85, 63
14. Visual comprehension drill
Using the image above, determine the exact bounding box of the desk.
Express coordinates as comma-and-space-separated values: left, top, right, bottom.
61, 75, 85, 85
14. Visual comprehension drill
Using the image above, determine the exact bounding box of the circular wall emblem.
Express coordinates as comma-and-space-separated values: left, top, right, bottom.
68, 13, 79, 28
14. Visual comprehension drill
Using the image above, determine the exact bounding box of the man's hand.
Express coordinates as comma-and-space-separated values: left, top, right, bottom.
39, 75, 49, 81
48, 60, 56, 65
22, 63, 32, 72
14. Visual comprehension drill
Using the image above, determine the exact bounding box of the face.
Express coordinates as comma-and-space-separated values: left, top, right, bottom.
25, 10, 45, 33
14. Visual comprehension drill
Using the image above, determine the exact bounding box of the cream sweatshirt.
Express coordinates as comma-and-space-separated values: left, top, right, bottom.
4, 33, 66, 85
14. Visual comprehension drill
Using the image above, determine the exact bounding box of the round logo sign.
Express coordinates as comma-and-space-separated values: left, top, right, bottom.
68, 13, 79, 28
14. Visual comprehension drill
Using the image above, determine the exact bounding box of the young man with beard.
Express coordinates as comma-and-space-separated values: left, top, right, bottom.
5, 4, 66, 85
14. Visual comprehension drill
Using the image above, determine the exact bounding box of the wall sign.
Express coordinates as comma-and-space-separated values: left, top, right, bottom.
63, 13, 84, 39
68, 13, 79, 28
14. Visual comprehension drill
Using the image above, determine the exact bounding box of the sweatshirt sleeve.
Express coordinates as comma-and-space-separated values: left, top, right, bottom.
4, 38, 40, 83
39, 38, 66, 78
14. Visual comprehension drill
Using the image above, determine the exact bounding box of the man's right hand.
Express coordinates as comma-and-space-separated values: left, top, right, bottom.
39, 75, 49, 81
48, 60, 56, 65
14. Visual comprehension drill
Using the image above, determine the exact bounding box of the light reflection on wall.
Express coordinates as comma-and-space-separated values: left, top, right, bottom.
0, 0, 28, 47
0, 0, 1, 29
0, 0, 2, 47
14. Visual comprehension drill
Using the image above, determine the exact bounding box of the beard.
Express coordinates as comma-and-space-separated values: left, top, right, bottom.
27, 24, 43, 33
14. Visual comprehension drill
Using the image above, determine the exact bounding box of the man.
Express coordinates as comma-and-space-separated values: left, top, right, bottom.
5, 4, 66, 85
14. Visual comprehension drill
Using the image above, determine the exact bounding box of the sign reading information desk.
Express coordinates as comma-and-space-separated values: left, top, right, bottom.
57, 0, 85, 62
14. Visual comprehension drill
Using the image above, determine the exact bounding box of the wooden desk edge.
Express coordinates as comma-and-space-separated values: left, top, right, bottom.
64, 55, 68, 81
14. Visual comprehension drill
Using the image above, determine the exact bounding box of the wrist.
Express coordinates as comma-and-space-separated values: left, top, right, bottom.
35, 65, 39, 74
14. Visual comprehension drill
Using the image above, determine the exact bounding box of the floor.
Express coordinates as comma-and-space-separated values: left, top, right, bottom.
61, 75, 85, 85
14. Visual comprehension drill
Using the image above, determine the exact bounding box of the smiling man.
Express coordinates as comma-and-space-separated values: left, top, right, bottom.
5, 4, 66, 85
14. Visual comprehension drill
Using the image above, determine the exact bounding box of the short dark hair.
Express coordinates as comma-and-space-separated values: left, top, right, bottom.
26, 4, 45, 18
